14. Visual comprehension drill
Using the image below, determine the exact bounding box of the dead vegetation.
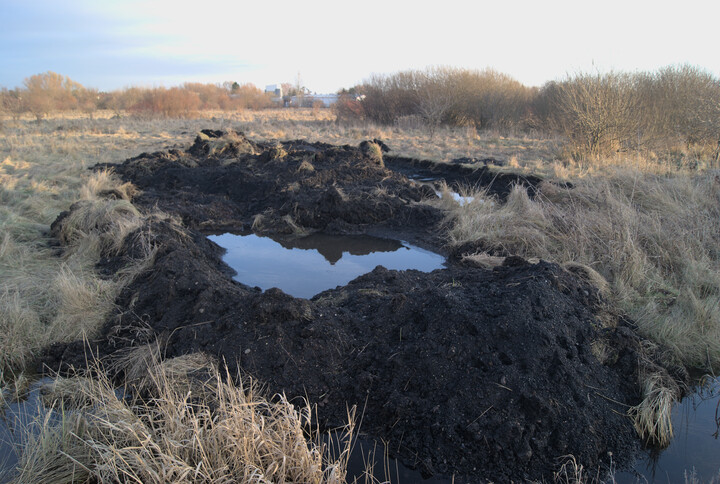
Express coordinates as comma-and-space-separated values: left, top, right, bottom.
11, 351, 353, 484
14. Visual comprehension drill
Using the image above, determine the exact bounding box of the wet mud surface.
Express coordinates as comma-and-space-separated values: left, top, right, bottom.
42, 131, 672, 482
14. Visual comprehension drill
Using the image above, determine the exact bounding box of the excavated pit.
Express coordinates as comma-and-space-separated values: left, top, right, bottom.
40, 130, 683, 482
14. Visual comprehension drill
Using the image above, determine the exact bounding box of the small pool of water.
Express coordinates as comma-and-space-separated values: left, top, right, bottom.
618, 376, 720, 483
0, 379, 56, 481
435, 190, 475, 206
208, 232, 446, 299
324, 433, 451, 484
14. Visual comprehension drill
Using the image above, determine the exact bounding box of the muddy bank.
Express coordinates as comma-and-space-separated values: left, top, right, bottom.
43, 131, 671, 481
99, 132, 444, 242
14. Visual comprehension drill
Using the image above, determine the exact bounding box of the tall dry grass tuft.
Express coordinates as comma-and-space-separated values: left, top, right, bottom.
628, 371, 676, 447
11, 353, 353, 484
56, 198, 142, 254
79, 168, 137, 201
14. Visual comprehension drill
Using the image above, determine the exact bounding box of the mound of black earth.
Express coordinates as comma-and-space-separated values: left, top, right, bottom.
43, 131, 664, 481
97, 131, 443, 236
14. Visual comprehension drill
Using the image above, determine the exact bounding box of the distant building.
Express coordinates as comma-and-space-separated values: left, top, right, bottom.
264, 84, 283, 98
287, 93, 340, 107
266, 84, 340, 107
307, 94, 340, 106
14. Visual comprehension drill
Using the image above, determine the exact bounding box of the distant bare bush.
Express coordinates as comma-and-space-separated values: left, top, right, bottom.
1, 88, 25, 122
231, 83, 274, 110
348, 67, 534, 133
416, 68, 458, 137
545, 72, 641, 158
643, 65, 720, 157
23, 71, 82, 121
535, 66, 720, 159
360, 71, 421, 125
96, 82, 272, 116
129, 87, 202, 118
446, 68, 535, 130
333, 91, 366, 123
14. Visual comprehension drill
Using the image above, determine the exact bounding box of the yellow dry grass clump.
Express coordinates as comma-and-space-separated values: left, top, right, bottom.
11, 350, 353, 484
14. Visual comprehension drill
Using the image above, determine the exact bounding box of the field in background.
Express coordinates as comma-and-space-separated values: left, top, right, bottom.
1, 108, 719, 482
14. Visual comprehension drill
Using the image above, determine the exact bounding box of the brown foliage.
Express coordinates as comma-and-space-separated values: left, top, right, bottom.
23, 72, 82, 120
351, 67, 534, 132
128, 87, 202, 118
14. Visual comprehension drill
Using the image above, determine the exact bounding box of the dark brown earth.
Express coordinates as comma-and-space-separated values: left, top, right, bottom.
43, 130, 670, 482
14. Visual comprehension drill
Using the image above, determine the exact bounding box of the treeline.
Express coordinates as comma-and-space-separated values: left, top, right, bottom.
0, 72, 274, 121
336, 66, 720, 159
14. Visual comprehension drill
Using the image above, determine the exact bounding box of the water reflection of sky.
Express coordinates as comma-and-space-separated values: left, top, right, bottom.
617, 376, 720, 483
208, 233, 445, 299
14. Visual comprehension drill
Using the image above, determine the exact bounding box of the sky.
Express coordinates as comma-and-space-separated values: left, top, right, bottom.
1, 0, 719, 94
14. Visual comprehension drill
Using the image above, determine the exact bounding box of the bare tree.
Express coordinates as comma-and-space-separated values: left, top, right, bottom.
552, 72, 640, 158
75, 87, 99, 119
23, 71, 78, 121
416, 69, 456, 138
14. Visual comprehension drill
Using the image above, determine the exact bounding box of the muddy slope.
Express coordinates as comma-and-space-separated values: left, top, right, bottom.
45, 132, 655, 481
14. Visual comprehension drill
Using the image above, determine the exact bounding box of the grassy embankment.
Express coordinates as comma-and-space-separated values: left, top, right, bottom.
1, 109, 718, 481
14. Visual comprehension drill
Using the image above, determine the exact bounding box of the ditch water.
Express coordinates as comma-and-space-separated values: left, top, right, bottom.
207, 232, 446, 299
326, 433, 453, 484
618, 376, 720, 483
0, 379, 55, 483
407, 174, 476, 206
0, 368, 718, 482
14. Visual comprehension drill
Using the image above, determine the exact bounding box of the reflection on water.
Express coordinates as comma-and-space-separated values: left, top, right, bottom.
618, 376, 720, 483
324, 433, 452, 484
275, 233, 403, 265
0, 380, 55, 482
208, 232, 445, 299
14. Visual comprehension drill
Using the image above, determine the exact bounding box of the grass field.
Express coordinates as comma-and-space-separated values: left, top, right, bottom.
1, 108, 718, 482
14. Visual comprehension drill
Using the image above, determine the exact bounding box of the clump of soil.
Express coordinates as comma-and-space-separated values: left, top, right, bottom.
44, 131, 666, 482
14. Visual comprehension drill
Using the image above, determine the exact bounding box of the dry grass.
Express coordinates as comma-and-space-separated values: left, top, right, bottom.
443, 170, 720, 444
10, 353, 353, 484
627, 371, 676, 447
445, 173, 720, 369
0, 148, 156, 384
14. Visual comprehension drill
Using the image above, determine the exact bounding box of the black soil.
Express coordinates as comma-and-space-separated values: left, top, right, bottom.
44, 131, 661, 482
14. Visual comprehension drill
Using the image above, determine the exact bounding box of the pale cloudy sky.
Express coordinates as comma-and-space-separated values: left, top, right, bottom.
1, 0, 719, 93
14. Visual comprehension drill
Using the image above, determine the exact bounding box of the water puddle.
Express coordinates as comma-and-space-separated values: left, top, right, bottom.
325, 433, 452, 484
618, 376, 720, 483
208, 232, 446, 299
435, 190, 475, 206
408, 174, 441, 183
407, 173, 478, 206
0, 379, 56, 481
